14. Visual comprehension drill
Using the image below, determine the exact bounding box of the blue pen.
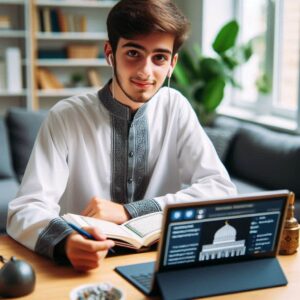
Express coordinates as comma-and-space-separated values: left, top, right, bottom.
67, 222, 115, 254
67, 222, 95, 240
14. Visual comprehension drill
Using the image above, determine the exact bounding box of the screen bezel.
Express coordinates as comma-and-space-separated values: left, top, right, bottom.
155, 190, 289, 273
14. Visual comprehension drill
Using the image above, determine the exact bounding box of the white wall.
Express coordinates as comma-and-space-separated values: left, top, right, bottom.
175, 0, 234, 55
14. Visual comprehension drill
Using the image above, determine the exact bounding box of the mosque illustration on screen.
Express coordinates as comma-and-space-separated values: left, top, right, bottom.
199, 221, 246, 261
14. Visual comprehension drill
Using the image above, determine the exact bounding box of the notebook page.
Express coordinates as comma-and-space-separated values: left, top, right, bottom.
63, 213, 130, 238
124, 212, 163, 238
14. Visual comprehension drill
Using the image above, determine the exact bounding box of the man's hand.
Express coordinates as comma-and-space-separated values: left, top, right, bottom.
65, 227, 114, 272
81, 197, 130, 224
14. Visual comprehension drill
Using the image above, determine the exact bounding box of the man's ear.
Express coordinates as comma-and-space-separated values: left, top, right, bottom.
167, 53, 178, 78
104, 41, 113, 65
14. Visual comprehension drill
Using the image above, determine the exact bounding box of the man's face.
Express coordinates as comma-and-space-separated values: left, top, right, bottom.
110, 32, 177, 110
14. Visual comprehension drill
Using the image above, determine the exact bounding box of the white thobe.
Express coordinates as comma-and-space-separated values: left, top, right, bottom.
7, 84, 236, 259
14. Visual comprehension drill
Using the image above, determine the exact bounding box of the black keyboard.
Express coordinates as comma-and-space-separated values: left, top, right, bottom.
131, 272, 153, 290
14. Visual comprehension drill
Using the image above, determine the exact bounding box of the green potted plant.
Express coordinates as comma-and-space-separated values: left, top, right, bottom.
70, 72, 85, 88
172, 20, 253, 125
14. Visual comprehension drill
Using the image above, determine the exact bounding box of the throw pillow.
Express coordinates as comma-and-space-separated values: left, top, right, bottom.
0, 117, 14, 179
6, 108, 47, 182
204, 127, 236, 162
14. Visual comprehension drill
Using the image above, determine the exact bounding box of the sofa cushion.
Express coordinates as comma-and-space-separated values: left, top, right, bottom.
231, 176, 266, 194
6, 108, 47, 182
0, 117, 14, 179
227, 123, 300, 195
231, 176, 300, 221
0, 178, 19, 233
204, 127, 236, 162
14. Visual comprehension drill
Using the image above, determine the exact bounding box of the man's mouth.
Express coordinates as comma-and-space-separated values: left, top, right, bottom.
131, 79, 154, 89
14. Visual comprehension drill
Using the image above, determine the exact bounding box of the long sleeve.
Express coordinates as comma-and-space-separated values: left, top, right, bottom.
7, 111, 72, 259
155, 102, 236, 209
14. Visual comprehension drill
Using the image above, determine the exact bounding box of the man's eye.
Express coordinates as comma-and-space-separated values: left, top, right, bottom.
154, 54, 168, 63
127, 50, 139, 57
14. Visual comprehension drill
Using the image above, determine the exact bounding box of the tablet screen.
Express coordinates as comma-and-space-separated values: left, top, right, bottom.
159, 193, 288, 271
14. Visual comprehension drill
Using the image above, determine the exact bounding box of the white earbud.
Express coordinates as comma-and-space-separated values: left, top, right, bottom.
108, 54, 115, 98
108, 54, 113, 67
167, 67, 172, 79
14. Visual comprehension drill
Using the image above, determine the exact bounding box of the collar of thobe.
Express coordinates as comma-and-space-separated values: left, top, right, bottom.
98, 80, 149, 121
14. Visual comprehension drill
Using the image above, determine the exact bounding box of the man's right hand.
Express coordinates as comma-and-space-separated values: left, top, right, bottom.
65, 227, 115, 271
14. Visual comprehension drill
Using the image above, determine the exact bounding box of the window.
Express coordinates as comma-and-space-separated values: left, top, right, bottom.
233, 0, 269, 105
201, 0, 300, 131
232, 0, 300, 126
276, 0, 300, 112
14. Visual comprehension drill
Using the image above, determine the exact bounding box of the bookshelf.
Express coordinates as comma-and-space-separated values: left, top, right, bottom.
0, 1, 195, 114
37, 58, 108, 67
0, 0, 35, 113
0, 0, 117, 114
33, 0, 116, 110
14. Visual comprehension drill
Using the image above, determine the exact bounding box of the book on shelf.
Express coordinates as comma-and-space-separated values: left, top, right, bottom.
36, 68, 64, 90
80, 15, 87, 32
38, 49, 67, 59
62, 211, 163, 250
34, 6, 40, 32
56, 9, 68, 33
67, 44, 99, 59
50, 9, 60, 33
0, 15, 11, 30
5, 47, 22, 92
0, 59, 6, 90
88, 69, 102, 87
42, 7, 51, 32
37, 8, 87, 33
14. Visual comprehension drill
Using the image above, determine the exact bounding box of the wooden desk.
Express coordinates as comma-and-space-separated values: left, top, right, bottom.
0, 235, 299, 300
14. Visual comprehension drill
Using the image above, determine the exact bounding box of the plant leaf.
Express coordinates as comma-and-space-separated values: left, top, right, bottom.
199, 58, 224, 80
202, 78, 226, 112
193, 44, 202, 59
213, 20, 239, 54
172, 62, 190, 86
179, 49, 198, 77
220, 54, 239, 70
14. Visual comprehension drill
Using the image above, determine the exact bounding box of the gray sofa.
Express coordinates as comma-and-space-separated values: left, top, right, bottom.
0, 108, 46, 233
205, 116, 300, 220
0, 109, 299, 233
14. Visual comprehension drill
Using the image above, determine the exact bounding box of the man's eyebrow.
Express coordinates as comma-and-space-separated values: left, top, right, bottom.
122, 42, 172, 55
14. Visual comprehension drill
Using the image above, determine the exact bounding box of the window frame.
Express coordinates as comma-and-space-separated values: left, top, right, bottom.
217, 0, 300, 131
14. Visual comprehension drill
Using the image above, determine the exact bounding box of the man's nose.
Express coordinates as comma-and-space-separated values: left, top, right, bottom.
137, 58, 152, 79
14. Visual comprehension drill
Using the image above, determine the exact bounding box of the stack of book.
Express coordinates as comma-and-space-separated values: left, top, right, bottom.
0, 15, 11, 30
36, 68, 63, 90
67, 44, 99, 59
4, 48, 23, 92
37, 8, 87, 33
87, 69, 102, 87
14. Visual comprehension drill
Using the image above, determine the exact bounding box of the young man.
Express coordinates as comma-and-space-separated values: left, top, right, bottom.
7, 0, 236, 271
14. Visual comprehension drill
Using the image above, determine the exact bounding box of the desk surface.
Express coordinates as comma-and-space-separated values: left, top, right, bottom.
0, 235, 299, 300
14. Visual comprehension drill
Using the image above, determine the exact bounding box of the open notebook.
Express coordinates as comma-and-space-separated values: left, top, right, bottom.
62, 212, 162, 249
115, 190, 289, 300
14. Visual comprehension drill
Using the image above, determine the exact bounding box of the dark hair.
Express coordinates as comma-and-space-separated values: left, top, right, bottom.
106, 0, 190, 55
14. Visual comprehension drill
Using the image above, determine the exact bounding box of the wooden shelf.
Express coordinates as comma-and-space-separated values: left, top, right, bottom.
36, 32, 107, 41
0, 0, 24, 5
38, 87, 100, 98
37, 58, 109, 67
0, 30, 26, 38
0, 90, 27, 97
36, 0, 116, 8
0, 0, 115, 112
